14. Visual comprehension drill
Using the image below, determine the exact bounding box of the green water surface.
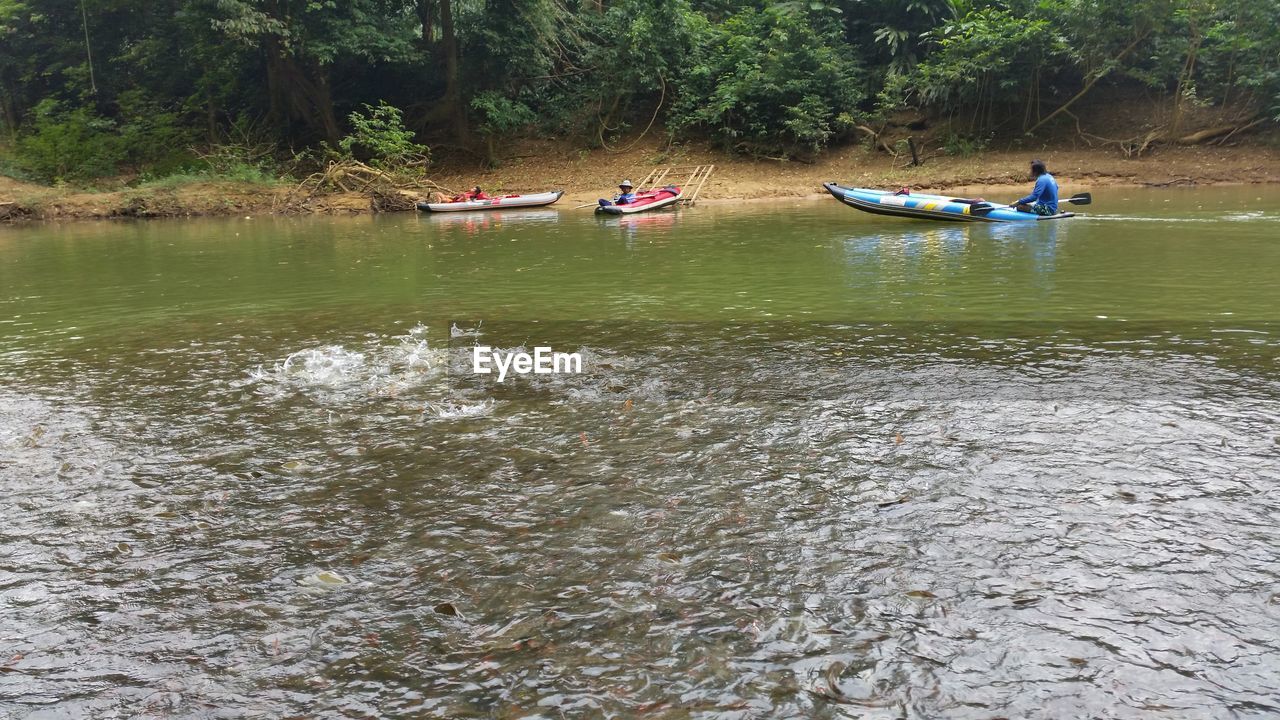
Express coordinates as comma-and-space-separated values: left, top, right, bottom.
3, 186, 1278, 346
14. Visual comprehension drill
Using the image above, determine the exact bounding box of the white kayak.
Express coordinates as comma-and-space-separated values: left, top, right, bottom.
417, 190, 563, 212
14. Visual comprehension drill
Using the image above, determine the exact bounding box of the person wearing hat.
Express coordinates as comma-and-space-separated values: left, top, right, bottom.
613, 180, 637, 205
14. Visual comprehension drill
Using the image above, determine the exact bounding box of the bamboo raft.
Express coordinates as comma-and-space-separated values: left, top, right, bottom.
633, 165, 716, 206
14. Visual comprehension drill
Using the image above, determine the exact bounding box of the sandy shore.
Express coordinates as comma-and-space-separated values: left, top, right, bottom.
3, 138, 1278, 223
454, 140, 1280, 207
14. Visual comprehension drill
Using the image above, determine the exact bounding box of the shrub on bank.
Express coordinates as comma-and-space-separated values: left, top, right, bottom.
11, 95, 196, 185
669, 8, 865, 159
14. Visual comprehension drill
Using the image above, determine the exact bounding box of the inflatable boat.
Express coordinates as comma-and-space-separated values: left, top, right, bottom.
417, 190, 563, 212
595, 186, 683, 215
823, 183, 1084, 222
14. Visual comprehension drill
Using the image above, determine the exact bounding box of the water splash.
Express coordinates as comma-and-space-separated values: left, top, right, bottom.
450, 322, 483, 338
423, 398, 496, 419
247, 324, 447, 401
278, 346, 367, 382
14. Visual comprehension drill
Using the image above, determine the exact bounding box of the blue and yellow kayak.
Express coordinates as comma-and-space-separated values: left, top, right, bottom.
823, 183, 1075, 223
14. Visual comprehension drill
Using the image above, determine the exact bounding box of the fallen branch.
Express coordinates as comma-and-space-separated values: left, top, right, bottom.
1078, 126, 1165, 158
1071, 113, 1266, 159
1142, 177, 1196, 187
1175, 125, 1237, 144
1212, 116, 1267, 146
855, 124, 897, 155
369, 188, 420, 212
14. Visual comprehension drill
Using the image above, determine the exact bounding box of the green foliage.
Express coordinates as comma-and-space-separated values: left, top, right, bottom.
942, 132, 988, 157
211, 0, 417, 64
670, 7, 864, 157
465, 0, 570, 89
0, 0, 1275, 175
196, 116, 282, 177
13, 100, 122, 182
471, 92, 536, 138
846, 0, 960, 75
471, 91, 536, 164
11, 94, 196, 184
877, 0, 1280, 134
539, 0, 708, 140
1188, 0, 1280, 119
337, 102, 428, 169
114, 91, 198, 174
601, 0, 705, 93
887, 7, 1072, 129
135, 163, 282, 189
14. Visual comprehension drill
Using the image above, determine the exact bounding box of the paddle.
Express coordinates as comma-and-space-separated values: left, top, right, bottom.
972, 192, 1092, 215
574, 187, 664, 209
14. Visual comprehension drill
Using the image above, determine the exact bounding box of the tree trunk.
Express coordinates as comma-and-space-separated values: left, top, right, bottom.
907, 137, 921, 166
310, 73, 341, 146
206, 93, 218, 143
0, 80, 16, 141
1172, 32, 1201, 134
416, 0, 435, 44
439, 0, 467, 140
264, 40, 342, 145
1022, 69, 1036, 132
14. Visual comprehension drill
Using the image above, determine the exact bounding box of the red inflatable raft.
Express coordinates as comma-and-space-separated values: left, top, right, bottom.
595, 186, 683, 215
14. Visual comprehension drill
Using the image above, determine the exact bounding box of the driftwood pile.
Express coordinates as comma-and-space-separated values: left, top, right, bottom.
276, 159, 454, 213
0, 201, 30, 222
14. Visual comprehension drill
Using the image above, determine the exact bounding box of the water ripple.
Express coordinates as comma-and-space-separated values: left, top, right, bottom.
3, 323, 1278, 717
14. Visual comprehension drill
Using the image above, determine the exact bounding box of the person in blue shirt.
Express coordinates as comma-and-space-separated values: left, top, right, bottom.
613, 180, 636, 205
1013, 159, 1058, 215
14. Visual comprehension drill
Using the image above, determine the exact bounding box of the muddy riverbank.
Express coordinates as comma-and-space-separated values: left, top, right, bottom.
3, 140, 1278, 224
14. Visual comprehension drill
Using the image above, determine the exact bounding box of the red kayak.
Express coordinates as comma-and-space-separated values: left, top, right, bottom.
596, 186, 683, 215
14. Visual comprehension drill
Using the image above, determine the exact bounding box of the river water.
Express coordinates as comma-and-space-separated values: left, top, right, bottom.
2, 187, 1279, 718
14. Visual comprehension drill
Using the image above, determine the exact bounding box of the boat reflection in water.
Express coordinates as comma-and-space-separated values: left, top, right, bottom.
841, 222, 972, 260
839, 219, 1064, 300
417, 208, 562, 236
600, 207, 683, 247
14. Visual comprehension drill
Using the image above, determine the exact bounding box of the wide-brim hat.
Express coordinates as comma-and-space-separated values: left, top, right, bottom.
619, 180, 633, 188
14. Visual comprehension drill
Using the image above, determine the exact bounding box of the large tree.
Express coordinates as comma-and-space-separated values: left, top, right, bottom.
210, 0, 418, 144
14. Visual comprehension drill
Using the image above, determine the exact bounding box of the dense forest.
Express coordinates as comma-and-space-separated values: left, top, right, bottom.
0, 0, 1277, 184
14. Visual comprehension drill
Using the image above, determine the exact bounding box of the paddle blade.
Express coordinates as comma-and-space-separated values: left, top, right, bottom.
1067, 192, 1092, 205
